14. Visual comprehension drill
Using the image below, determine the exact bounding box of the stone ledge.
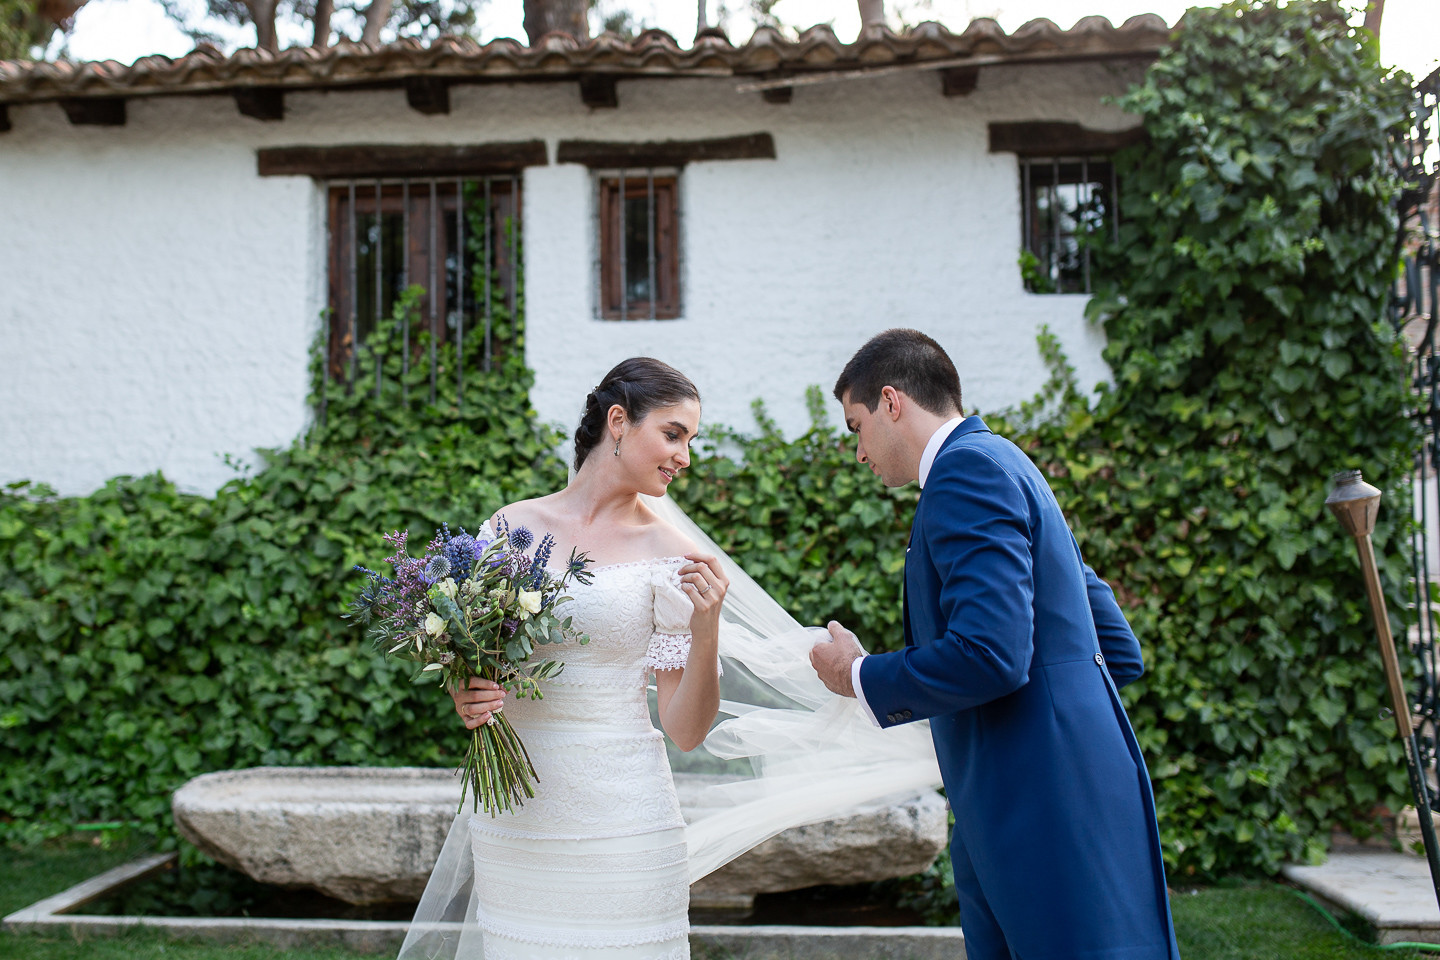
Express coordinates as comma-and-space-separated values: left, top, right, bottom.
172, 766, 948, 907
1282, 848, 1440, 945
4, 857, 966, 959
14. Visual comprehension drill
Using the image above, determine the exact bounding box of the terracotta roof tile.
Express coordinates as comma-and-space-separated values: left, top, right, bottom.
0, 14, 1174, 105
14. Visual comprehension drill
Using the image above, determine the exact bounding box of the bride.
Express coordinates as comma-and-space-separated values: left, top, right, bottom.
398, 357, 941, 960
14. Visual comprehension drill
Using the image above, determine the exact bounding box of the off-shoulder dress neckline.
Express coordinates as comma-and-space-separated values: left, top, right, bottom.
477, 519, 686, 574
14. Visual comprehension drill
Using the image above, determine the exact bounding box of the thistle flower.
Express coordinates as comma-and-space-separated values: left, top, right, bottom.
508, 525, 534, 552
424, 554, 452, 582
567, 548, 595, 586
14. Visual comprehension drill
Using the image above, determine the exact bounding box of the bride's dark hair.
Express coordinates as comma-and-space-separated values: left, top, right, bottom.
574, 358, 700, 471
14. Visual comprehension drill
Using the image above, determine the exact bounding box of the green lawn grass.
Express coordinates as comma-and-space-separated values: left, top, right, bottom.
2, 836, 1433, 959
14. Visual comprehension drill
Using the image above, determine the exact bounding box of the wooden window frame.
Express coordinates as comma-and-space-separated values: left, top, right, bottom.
325, 177, 520, 381
1018, 156, 1117, 296
598, 172, 680, 321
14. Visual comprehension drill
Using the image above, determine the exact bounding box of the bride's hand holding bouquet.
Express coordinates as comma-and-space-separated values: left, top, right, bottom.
349, 518, 593, 815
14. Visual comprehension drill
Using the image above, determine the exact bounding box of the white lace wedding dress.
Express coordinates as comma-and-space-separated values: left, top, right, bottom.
457, 535, 703, 959
399, 506, 944, 960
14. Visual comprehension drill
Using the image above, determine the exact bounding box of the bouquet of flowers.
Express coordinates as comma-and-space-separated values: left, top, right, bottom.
349, 518, 594, 815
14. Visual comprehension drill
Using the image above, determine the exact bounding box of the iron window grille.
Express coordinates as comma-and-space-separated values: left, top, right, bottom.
1020, 157, 1118, 295
597, 170, 680, 320
324, 176, 521, 415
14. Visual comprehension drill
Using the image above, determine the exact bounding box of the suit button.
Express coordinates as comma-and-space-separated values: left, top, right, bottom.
901, 710, 913, 720
886, 713, 897, 723
1095, 653, 1105, 666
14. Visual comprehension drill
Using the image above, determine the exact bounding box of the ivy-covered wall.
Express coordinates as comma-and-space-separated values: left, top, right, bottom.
0, 1, 1421, 883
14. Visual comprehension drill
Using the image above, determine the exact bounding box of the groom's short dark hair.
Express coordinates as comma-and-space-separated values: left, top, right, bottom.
833, 329, 963, 416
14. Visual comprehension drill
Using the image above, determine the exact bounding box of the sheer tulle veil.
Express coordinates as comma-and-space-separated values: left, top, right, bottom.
397, 486, 943, 960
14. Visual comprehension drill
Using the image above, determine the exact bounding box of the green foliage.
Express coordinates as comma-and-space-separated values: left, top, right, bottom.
669, 387, 917, 644
1000, 0, 1418, 879
0, 1, 1421, 894
691, 0, 1420, 884
0, 201, 565, 845
0, 0, 58, 60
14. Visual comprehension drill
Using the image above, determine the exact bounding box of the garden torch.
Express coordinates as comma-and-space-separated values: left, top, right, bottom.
1326, 468, 1440, 909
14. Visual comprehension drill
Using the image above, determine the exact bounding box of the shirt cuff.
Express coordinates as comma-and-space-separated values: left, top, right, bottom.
851, 655, 881, 728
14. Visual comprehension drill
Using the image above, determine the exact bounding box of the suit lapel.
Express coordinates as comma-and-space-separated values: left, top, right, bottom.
903, 416, 990, 650
902, 515, 915, 648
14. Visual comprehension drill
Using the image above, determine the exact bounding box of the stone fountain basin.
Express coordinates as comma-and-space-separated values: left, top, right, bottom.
172, 767, 946, 908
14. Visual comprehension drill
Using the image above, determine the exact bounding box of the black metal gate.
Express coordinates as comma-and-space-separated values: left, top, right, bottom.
1389, 66, 1440, 807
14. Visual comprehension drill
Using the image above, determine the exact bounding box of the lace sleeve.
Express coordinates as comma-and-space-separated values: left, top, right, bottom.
645, 566, 694, 674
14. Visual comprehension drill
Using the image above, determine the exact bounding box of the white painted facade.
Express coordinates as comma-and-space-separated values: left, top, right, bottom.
0, 60, 1143, 496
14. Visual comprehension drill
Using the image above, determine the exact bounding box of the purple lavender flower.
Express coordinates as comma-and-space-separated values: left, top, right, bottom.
528, 534, 555, 589
502, 618, 519, 636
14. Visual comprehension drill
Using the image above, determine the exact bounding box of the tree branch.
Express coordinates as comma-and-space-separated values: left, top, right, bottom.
313, 0, 333, 48
361, 0, 393, 45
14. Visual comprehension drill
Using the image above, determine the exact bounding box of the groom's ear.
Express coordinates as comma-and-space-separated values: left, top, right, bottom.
880, 386, 903, 421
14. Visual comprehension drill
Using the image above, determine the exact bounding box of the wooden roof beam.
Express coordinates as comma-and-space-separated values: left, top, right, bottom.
556, 132, 776, 168
940, 66, 979, 97
234, 88, 284, 121
257, 140, 549, 178
988, 121, 1145, 156
405, 76, 450, 115
59, 97, 125, 126
579, 75, 618, 109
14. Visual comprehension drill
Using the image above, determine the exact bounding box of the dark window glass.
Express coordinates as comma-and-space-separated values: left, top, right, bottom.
599, 174, 680, 320
1020, 158, 1116, 294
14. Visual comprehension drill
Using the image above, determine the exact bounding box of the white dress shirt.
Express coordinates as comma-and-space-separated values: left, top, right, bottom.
851, 416, 966, 726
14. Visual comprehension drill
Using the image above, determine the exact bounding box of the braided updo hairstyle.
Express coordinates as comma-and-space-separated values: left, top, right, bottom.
573, 357, 701, 471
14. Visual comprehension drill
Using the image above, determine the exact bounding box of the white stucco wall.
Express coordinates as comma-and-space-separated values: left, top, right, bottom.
0, 59, 1142, 496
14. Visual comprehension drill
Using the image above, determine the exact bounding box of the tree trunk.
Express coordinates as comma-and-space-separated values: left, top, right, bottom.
523, 0, 588, 44
312, 0, 333, 48
247, 0, 279, 52
361, 0, 393, 45
857, 0, 883, 28
1363, 0, 1384, 46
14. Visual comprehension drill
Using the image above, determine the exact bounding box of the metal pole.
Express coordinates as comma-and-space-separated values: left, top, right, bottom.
374, 179, 383, 400
348, 181, 358, 391
483, 178, 492, 372
618, 169, 627, 322
1022, 160, 1032, 289
456, 176, 465, 409
1081, 157, 1091, 295
647, 170, 656, 321
1327, 469, 1440, 912
402, 180, 409, 404
429, 179, 438, 406
508, 175, 518, 336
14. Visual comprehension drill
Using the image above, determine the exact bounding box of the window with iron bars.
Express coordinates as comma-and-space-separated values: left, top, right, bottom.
597, 170, 680, 320
1019, 157, 1117, 294
325, 176, 521, 412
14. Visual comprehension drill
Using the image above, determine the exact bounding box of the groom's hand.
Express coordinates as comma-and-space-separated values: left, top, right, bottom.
809, 621, 864, 698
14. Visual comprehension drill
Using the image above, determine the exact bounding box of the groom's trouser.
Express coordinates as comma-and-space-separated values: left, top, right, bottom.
950, 840, 1016, 960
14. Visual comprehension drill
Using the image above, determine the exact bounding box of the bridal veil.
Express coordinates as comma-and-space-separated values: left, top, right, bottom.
397, 493, 943, 960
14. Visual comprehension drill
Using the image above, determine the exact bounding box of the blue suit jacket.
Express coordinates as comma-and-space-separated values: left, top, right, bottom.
859, 418, 1179, 960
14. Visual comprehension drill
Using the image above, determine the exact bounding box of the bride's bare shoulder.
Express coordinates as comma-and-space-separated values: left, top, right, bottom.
640, 509, 699, 559
485, 494, 560, 534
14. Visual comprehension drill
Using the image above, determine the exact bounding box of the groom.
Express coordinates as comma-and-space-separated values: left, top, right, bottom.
810, 329, 1179, 960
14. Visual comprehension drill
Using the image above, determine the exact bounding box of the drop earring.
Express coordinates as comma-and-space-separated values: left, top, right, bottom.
614, 437, 622, 457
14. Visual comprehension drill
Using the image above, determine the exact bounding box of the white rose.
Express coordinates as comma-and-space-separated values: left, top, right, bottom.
517, 590, 543, 618
424, 612, 446, 637
437, 578, 458, 600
